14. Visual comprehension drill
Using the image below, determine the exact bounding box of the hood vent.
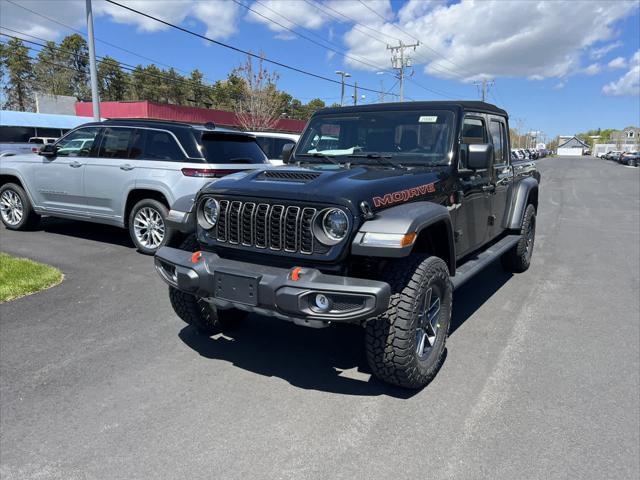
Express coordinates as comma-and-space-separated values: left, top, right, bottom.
259, 170, 321, 183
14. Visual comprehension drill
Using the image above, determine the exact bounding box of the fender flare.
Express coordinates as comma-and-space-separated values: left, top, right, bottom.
351, 201, 456, 274
504, 176, 539, 230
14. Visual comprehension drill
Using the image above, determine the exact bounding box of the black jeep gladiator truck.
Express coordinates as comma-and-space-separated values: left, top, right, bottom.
154, 101, 540, 389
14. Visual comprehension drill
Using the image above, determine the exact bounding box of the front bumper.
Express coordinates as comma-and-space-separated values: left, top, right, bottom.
154, 247, 391, 327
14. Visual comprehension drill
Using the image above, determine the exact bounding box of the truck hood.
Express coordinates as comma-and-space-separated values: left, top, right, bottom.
200, 164, 450, 214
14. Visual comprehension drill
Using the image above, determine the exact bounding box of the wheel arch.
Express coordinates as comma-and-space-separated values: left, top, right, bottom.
504, 176, 539, 230
124, 188, 170, 224
351, 201, 456, 275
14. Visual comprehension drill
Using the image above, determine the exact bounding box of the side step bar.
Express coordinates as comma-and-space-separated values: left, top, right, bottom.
451, 235, 520, 290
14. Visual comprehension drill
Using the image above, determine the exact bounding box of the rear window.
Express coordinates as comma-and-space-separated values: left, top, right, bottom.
200, 133, 268, 164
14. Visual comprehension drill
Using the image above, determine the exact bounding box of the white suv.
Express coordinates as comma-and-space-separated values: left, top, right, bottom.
0, 119, 270, 254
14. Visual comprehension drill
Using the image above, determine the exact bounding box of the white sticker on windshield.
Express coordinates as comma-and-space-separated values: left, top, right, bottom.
419, 116, 438, 123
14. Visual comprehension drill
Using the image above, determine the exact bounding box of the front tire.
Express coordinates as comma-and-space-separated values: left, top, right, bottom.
0, 183, 40, 230
168, 235, 247, 335
128, 199, 170, 255
365, 255, 452, 389
501, 203, 536, 273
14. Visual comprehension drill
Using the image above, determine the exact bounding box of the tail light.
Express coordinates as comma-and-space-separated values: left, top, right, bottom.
181, 168, 242, 178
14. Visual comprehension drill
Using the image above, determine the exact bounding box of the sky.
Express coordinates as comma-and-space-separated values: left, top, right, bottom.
1, 0, 639, 140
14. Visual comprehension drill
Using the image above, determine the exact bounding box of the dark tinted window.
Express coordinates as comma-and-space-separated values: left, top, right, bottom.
29, 138, 44, 144
56, 127, 100, 157
200, 133, 267, 164
490, 120, 506, 164
98, 127, 134, 158
0, 126, 36, 143
141, 130, 184, 160
36, 127, 63, 138
462, 117, 486, 144
255, 137, 273, 158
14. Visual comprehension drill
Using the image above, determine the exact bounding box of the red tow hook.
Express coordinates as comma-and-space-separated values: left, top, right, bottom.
191, 251, 202, 264
290, 266, 303, 281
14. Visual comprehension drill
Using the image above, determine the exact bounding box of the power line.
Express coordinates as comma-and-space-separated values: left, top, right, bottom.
356, 0, 474, 79
304, 0, 402, 46
0, 31, 209, 93
0, 32, 344, 107
104, 0, 389, 97
3, 0, 215, 84
231, 0, 390, 73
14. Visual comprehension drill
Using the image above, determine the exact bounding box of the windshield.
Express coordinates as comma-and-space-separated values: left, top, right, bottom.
200, 133, 268, 164
296, 110, 455, 166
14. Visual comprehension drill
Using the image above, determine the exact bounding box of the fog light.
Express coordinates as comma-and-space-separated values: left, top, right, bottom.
314, 293, 331, 312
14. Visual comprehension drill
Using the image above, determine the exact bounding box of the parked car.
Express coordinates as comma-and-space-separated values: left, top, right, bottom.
604, 150, 621, 160
155, 100, 540, 390
620, 151, 639, 166
0, 119, 271, 254
248, 131, 299, 166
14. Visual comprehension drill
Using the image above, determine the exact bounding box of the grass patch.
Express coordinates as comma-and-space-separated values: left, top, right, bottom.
0, 253, 63, 303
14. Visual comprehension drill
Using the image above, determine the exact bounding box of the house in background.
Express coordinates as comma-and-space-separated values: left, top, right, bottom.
557, 136, 589, 156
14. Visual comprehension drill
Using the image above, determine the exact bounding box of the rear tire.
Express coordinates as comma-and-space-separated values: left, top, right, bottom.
365, 254, 452, 389
168, 235, 247, 335
501, 203, 536, 273
0, 183, 40, 230
128, 198, 171, 255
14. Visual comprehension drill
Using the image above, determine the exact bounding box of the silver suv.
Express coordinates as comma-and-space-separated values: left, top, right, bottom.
0, 119, 270, 254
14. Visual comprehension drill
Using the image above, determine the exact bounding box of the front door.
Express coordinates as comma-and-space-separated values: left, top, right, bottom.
454, 115, 493, 257
32, 126, 101, 214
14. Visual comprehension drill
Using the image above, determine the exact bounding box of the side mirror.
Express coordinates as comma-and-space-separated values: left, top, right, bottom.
467, 143, 493, 170
282, 143, 294, 163
39, 144, 58, 157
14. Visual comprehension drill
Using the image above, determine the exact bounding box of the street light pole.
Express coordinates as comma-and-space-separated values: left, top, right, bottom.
85, 0, 100, 120
335, 70, 351, 107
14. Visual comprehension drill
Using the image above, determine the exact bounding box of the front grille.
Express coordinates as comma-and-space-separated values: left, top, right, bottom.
212, 198, 319, 254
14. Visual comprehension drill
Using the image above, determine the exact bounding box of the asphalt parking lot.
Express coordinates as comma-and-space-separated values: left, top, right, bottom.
1, 156, 638, 480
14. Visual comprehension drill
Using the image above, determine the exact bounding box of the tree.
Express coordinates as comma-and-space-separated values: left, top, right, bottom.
233, 54, 282, 131
187, 69, 212, 108
97, 56, 128, 101
302, 98, 325, 119
58, 34, 90, 100
34, 41, 72, 97
129, 64, 164, 102
2, 38, 35, 111
212, 73, 247, 111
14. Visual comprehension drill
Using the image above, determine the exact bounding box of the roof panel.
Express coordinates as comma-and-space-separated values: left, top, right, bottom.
0, 110, 93, 129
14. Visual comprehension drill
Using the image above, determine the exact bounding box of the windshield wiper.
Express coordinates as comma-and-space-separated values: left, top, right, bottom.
296, 153, 342, 166
347, 153, 401, 168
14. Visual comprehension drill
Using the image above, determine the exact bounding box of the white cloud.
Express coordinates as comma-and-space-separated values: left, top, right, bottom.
340, 0, 639, 81
582, 63, 601, 76
603, 50, 640, 96
245, 0, 327, 35
590, 41, 623, 59
0, 0, 242, 41
608, 56, 627, 69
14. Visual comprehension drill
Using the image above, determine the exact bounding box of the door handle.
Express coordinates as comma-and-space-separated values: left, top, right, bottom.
482, 184, 496, 193
69, 161, 82, 168
120, 164, 134, 171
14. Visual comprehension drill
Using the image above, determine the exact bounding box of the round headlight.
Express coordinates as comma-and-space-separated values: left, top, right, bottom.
200, 198, 219, 229
322, 209, 349, 241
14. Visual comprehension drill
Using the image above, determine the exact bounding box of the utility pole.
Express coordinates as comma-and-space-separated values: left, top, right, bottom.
86, 0, 100, 120
473, 79, 494, 102
335, 70, 351, 107
387, 40, 419, 102
353, 82, 358, 105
